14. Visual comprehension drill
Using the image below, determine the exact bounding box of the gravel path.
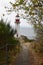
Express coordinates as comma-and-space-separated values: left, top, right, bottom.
14, 43, 35, 65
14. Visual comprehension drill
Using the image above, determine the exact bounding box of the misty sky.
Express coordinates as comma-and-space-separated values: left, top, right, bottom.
0, 0, 33, 28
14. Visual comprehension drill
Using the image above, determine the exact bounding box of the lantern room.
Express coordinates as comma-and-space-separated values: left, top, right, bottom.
15, 14, 20, 24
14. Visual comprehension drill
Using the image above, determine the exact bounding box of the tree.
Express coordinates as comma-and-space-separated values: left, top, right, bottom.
4, 0, 43, 54
7, 0, 43, 53
0, 19, 19, 46
0, 19, 20, 65
28, 0, 43, 53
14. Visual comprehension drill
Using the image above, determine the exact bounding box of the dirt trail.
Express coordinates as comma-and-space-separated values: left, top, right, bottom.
13, 37, 36, 65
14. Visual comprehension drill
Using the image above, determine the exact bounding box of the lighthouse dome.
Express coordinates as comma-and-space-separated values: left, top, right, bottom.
16, 14, 19, 17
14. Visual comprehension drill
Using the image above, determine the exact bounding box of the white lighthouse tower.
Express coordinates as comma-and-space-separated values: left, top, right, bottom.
15, 13, 20, 38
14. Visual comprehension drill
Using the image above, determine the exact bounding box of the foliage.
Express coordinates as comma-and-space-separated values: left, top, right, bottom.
0, 19, 19, 45
0, 19, 20, 65
29, 0, 43, 53
9, 0, 43, 53
21, 35, 34, 42
4, 0, 43, 54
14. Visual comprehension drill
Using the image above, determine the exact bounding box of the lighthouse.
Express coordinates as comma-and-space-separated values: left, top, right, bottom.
15, 13, 20, 38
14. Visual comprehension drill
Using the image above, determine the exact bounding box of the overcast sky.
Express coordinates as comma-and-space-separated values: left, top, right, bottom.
0, 0, 33, 28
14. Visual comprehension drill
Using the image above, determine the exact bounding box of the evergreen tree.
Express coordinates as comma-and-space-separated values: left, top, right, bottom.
0, 19, 19, 46
0, 19, 20, 65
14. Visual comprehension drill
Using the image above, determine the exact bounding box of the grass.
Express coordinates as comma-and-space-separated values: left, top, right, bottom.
0, 49, 6, 65
0, 42, 20, 65
21, 35, 35, 42
29, 41, 43, 65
